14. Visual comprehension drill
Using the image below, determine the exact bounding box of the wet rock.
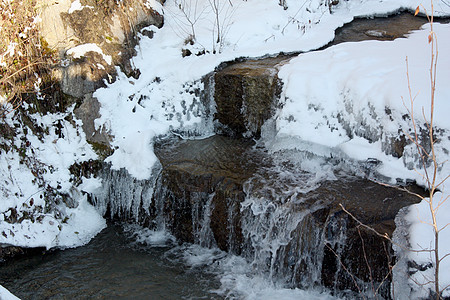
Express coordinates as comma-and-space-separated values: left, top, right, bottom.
153, 135, 259, 253
214, 57, 286, 137
317, 177, 418, 297
150, 135, 419, 297
0, 246, 46, 263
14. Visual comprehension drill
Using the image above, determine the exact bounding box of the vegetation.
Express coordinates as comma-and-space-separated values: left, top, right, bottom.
402, 3, 450, 299
339, 2, 450, 299
0, 0, 56, 117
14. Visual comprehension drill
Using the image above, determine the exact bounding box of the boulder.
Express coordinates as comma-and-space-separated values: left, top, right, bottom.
149, 135, 420, 297
214, 57, 286, 137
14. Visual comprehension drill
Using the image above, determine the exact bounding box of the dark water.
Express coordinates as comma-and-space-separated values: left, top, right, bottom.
1, 12, 444, 300
331, 12, 431, 45
0, 225, 223, 300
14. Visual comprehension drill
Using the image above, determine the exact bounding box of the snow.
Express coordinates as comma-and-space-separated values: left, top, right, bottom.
68, 0, 94, 14
275, 22, 450, 173
406, 192, 450, 298
66, 43, 112, 65
1, 0, 450, 298
68, 0, 83, 13
0, 106, 105, 250
0, 285, 20, 300
0, 194, 105, 249
56, 194, 106, 248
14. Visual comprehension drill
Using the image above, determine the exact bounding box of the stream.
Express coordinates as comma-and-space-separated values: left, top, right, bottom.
0, 225, 224, 299
0, 11, 445, 300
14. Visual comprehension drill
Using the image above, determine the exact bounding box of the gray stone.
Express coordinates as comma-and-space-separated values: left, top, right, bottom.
214, 57, 287, 137
74, 93, 111, 146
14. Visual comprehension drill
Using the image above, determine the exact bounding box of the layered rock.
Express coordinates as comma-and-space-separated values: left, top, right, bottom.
214, 57, 286, 138
36, 0, 164, 147
93, 134, 420, 297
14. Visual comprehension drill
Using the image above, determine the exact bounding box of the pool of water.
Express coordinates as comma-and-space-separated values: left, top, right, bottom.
0, 225, 223, 300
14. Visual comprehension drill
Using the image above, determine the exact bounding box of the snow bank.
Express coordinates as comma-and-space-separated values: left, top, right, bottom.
275, 23, 450, 182
0, 194, 106, 249
0, 106, 106, 249
0, 285, 20, 300
95, 0, 450, 180
406, 191, 450, 298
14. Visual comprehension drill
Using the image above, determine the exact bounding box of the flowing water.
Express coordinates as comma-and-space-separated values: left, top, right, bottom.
1, 12, 444, 300
0, 225, 224, 299
0, 223, 341, 299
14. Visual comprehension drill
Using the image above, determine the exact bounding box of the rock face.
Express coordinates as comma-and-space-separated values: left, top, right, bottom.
38, 0, 163, 62
73, 94, 111, 147
36, 0, 164, 146
214, 57, 286, 137
86, 12, 439, 298
93, 135, 420, 298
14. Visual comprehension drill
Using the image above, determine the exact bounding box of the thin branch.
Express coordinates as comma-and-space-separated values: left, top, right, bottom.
339, 204, 390, 240
358, 227, 377, 297
377, 242, 395, 297
0, 61, 47, 85
438, 252, 450, 263
325, 242, 366, 299
435, 175, 450, 190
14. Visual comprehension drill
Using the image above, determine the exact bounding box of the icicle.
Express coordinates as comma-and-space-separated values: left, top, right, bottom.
92, 162, 161, 222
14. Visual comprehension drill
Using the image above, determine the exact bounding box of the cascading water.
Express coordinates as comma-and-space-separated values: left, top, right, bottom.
239, 166, 327, 286
86, 15, 434, 297
192, 192, 217, 248
89, 134, 416, 299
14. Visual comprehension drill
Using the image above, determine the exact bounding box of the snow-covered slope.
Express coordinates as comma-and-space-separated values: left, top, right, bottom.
1, 0, 450, 298
0, 107, 106, 249
93, 0, 450, 297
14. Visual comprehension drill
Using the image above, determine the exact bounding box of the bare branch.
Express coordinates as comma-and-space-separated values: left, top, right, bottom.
339, 204, 391, 241
439, 252, 450, 263
325, 243, 366, 299
358, 228, 376, 296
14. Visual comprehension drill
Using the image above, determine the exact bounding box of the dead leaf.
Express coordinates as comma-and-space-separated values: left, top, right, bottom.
414, 6, 420, 16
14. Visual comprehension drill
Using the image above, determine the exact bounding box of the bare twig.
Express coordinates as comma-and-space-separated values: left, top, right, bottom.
358, 227, 377, 298
339, 204, 390, 240
324, 242, 366, 299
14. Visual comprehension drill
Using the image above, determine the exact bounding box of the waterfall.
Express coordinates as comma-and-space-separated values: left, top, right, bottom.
192, 192, 216, 248
90, 134, 414, 299
238, 164, 333, 289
